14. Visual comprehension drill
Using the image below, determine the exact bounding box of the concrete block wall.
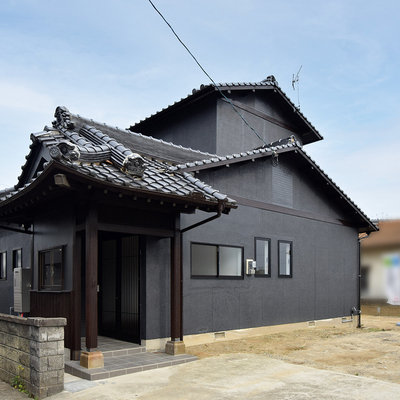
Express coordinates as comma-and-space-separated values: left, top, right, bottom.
0, 314, 66, 399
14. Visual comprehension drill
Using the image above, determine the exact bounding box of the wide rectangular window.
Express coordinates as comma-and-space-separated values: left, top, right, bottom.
13, 249, 22, 270
39, 247, 63, 290
0, 252, 6, 280
191, 243, 243, 278
278, 240, 292, 278
255, 238, 271, 277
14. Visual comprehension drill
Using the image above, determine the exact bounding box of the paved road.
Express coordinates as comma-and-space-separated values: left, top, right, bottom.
3, 354, 400, 399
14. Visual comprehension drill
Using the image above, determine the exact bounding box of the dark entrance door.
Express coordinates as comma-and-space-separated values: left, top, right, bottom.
98, 232, 140, 343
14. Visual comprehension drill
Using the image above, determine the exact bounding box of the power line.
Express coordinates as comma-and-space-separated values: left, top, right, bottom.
148, 0, 268, 147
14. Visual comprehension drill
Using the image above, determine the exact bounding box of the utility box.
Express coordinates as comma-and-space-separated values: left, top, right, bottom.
246, 260, 256, 275
14, 268, 31, 313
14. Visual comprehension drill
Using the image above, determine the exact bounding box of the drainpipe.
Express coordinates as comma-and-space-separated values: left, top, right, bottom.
173, 199, 226, 343
358, 238, 362, 328
181, 199, 226, 234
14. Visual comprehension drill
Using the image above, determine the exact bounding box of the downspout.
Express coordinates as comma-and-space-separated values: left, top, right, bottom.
181, 199, 226, 234
176, 199, 226, 342
356, 233, 370, 328
358, 238, 361, 328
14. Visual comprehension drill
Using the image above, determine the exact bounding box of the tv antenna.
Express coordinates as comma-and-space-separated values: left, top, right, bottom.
292, 65, 302, 109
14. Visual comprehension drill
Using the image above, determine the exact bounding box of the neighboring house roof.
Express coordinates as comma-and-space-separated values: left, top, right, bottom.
361, 220, 400, 248
130, 81, 323, 145
170, 136, 377, 233
0, 106, 236, 219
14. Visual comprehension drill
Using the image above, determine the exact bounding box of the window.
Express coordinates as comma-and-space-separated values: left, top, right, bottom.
13, 249, 22, 270
278, 241, 292, 278
255, 238, 271, 277
0, 252, 6, 280
39, 247, 63, 290
191, 243, 243, 278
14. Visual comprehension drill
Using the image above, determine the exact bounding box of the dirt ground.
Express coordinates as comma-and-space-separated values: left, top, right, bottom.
186, 315, 400, 385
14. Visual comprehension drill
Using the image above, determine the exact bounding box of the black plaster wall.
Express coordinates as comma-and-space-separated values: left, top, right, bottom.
0, 230, 32, 314
138, 92, 305, 157
143, 236, 170, 340
32, 206, 75, 291
180, 156, 359, 336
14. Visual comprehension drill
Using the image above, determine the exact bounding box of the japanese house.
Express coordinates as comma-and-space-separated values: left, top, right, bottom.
0, 79, 377, 361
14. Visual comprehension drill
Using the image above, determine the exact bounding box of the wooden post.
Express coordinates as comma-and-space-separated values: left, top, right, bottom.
165, 212, 185, 355
70, 231, 82, 361
80, 205, 104, 368
85, 206, 98, 351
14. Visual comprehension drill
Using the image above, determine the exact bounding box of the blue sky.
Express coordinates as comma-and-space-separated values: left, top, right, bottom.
0, 0, 399, 220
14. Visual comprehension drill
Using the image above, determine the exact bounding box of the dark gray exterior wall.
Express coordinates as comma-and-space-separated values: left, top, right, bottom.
137, 92, 306, 157
143, 236, 171, 340
0, 230, 32, 314
216, 98, 303, 155
140, 100, 218, 155
31, 206, 75, 292
180, 156, 359, 335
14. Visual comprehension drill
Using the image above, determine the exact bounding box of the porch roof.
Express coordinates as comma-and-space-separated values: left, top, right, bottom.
0, 106, 236, 222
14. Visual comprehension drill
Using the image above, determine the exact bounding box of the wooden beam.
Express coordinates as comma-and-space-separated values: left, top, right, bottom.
97, 222, 174, 238
85, 206, 98, 350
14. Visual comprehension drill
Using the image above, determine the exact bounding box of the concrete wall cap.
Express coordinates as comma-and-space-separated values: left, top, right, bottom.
0, 313, 67, 327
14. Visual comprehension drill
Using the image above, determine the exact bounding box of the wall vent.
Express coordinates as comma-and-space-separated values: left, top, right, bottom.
214, 332, 226, 339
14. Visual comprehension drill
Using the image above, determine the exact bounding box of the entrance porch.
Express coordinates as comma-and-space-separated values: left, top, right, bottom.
65, 336, 197, 381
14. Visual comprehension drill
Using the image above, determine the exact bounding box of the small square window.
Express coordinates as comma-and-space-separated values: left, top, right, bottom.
13, 249, 22, 270
39, 247, 63, 290
0, 252, 6, 280
278, 241, 292, 278
254, 238, 271, 277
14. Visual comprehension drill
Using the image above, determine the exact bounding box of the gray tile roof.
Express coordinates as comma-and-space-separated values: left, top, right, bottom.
0, 107, 235, 208
168, 136, 300, 172
69, 112, 217, 165
167, 135, 376, 232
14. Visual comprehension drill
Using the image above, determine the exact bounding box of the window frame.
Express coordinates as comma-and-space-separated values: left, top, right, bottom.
12, 248, 22, 270
191, 242, 244, 279
278, 240, 293, 278
39, 246, 64, 291
254, 237, 271, 278
0, 252, 6, 280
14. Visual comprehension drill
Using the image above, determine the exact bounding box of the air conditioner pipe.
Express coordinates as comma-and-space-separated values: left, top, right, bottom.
342, 307, 361, 323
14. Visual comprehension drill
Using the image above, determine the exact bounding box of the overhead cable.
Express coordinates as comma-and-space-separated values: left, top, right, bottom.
148, 0, 268, 146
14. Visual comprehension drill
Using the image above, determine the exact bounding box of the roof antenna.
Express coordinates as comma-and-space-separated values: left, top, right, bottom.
292, 65, 302, 109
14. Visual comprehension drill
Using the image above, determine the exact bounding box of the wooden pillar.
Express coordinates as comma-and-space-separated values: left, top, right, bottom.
70, 231, 82, 361
85, 206, 98, 351
80, 205, 104, 368
166, 212, 185, 355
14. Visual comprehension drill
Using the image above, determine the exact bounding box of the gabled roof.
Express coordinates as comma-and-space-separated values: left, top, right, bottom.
170, 136, 377, 234
130, 81, 323, 145
0, 106, 236, 220
69, 111, 216, 165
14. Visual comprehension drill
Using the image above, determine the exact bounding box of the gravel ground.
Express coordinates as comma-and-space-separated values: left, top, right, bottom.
186, 315, 400, 384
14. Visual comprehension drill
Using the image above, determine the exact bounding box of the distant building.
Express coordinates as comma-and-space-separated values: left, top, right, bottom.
361, 219, 400, 315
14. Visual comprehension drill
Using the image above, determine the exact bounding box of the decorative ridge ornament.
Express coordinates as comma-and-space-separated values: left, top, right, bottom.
49, 141, 80, 161
122, 154, 146, 177
53, 106, 75, 130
